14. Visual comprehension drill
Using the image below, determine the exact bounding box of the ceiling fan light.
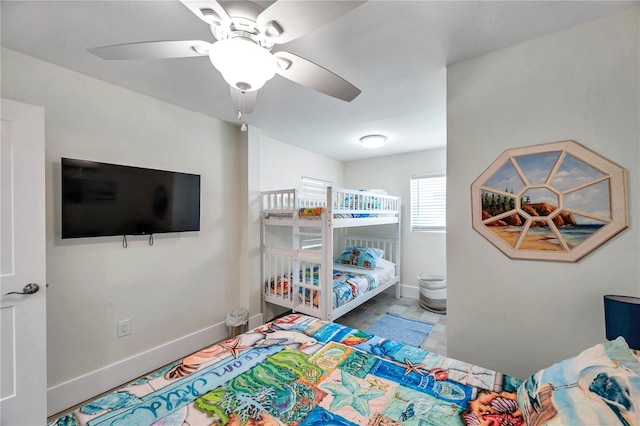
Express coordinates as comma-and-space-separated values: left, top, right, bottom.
208, 38, 277, 92
360, 134, 387, 148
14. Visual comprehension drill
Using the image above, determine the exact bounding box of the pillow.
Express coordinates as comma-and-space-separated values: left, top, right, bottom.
363, 246, 384, 260
375, 257, 394, 270
517, 337, 640, 426
335, 246, 384, 270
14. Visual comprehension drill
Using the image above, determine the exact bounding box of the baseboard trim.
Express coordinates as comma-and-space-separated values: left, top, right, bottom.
47, 313, 264, 417
384, 283, 419, 299
401, 284, 419, 299
248, 312, 264, 330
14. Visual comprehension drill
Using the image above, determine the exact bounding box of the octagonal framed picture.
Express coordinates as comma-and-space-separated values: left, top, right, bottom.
471, 140, 628, 262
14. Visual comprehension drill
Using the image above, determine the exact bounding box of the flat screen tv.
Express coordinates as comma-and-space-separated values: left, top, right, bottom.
62, 158, 201, 239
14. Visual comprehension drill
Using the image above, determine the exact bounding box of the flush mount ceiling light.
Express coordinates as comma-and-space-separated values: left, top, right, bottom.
360, 134, 387, 148
208, 38, 277, 92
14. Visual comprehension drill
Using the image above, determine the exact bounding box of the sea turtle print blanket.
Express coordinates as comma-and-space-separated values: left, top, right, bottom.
48, 314, 523, 426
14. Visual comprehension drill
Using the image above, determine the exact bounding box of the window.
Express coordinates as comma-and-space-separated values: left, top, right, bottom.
411, 174, 446, 232
300, 176, 331, 204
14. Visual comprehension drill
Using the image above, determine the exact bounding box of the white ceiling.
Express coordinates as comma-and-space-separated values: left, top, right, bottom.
1, 1, 636, 161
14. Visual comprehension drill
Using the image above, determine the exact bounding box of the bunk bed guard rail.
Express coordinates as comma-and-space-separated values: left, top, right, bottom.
261, 187, 400, 217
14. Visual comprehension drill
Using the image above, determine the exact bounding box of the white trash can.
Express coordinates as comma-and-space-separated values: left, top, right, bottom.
226, 307, 249, 337
418, 274, 447, 314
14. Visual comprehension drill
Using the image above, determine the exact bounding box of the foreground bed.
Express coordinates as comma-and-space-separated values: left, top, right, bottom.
49, 314, 640, 426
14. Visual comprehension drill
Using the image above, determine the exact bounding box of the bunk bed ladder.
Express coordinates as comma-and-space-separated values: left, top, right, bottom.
292, 208, 302, 315
291, 205, 329, 319
261, 189, 298, 320
324, 187, 334, 320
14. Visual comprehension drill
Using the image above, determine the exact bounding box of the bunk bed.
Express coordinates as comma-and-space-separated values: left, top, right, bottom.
261, 186, 401, 321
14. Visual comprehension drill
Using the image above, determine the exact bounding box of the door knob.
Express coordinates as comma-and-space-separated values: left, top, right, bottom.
3, 283, 40, 297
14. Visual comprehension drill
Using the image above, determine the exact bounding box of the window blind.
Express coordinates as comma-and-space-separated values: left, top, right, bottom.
300, 176, 331, 204
410, 174, 446, 231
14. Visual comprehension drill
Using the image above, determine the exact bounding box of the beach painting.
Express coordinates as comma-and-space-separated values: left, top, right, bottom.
472, 140, 628, 261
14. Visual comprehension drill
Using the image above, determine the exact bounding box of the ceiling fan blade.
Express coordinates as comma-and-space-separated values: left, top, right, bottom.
273, 51, 361, 102
88, 40, 212, 60
230, 87, 257, 115
179, 0, 231, 27
257, 1, 365, 45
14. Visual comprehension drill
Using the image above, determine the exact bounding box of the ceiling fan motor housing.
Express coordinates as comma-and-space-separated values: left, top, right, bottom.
205, 2, 278, 50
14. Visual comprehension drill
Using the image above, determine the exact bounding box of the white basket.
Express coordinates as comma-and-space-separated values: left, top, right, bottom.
418, 274, 447, 313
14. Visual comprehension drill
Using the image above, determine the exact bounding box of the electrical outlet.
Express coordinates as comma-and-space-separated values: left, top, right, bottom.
117, 319, 131, 337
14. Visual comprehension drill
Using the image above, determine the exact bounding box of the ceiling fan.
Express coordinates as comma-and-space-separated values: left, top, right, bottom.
88, 0, 364, 126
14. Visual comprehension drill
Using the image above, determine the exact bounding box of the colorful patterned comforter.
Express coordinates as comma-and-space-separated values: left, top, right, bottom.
49, 314, 523, 426
297, 268, 381, 309
331, 270, 377, 308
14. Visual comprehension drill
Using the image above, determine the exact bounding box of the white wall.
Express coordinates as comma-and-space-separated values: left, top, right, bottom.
1, 48, 244, 414
259, 134, 344, 190
345, 148, 447, 290
446, 9, 640, 379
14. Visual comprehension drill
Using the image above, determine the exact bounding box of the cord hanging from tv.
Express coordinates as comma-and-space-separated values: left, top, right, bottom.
61, 158, 201, 239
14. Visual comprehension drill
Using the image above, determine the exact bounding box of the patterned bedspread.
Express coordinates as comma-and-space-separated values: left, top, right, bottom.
276, 268, 380, 309
332, 270, 376, 308
49, 314, 523, 426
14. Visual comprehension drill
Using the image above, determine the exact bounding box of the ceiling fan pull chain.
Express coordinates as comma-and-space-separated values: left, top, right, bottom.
238, 90, 247, 131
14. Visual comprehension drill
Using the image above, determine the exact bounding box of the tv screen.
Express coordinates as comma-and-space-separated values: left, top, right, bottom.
62, 158, 200, 238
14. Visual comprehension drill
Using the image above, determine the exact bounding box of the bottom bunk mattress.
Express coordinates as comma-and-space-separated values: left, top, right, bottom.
331, 259, 396, 308
296, 259, 396, 309
49, 314, 524, 426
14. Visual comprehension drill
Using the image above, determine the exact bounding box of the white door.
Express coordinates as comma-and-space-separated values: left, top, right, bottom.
0, 99, 47, 425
